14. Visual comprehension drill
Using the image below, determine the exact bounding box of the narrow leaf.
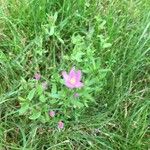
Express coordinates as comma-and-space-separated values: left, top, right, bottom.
29, 111, 41, 120
27, 89, 36, 101
39, 95, 46, 102
19, 103, 29, 115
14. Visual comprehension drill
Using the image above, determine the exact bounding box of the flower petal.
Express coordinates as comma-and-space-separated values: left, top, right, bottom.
62, 71, 68, 81
69, 67, 76, 78
76, 70, 82, 81
34, 73, 41, 80
49, 111, 55, 117
58, 121, 64, 129
65, 81, 75, 89
75, 82, 84, 88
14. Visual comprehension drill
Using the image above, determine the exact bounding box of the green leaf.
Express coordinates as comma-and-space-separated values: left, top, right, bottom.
50, 84, 60, 98
49, 26, 55, 36
84, 102, 88, 107
27, 89, 36, 101
37, 85, 43, 95
50, 93, 60, 99
29, 110, 41, 120
72, 100, 84, 108
99, 20, 106, 29
71, 50, 85, 62
19, 102, 29, 115
51, 84, 57, 93
45, 112, 50, 122
18, 96, 26, 102
103, 43, 112, 48
85, 94, 95, 102
39, 95, 46, 102
40, 116, 46, 123
57, 37, 64, 44
71, 34, 84, 44
49, 99, 57, 104
53, 12, 58, 22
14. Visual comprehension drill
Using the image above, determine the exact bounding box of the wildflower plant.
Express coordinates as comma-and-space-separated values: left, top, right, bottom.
18, 34, 109, 128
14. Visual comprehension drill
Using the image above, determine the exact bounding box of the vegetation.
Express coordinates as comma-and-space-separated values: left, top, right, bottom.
0, 0, 149, 149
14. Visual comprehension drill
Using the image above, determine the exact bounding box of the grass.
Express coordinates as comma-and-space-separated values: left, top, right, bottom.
0, 0, 150, 149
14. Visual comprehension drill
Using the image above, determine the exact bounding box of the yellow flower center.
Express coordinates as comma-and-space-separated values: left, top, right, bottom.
70, 78, 76, 84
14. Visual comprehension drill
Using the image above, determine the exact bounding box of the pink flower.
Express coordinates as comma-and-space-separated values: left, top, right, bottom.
62, 67, 83, 89
42, 82, 48, 90
58, 121, 64, 129
49, 111, 55, 117
34, 73, 41, 80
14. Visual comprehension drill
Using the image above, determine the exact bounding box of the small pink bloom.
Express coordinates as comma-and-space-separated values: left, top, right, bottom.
58, 121, 64, 129
74, 93, 79, 98
62, 67, 84, 89
42, 82, 48, 90
49, 111, 55, 117
34, 73, 41, 80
